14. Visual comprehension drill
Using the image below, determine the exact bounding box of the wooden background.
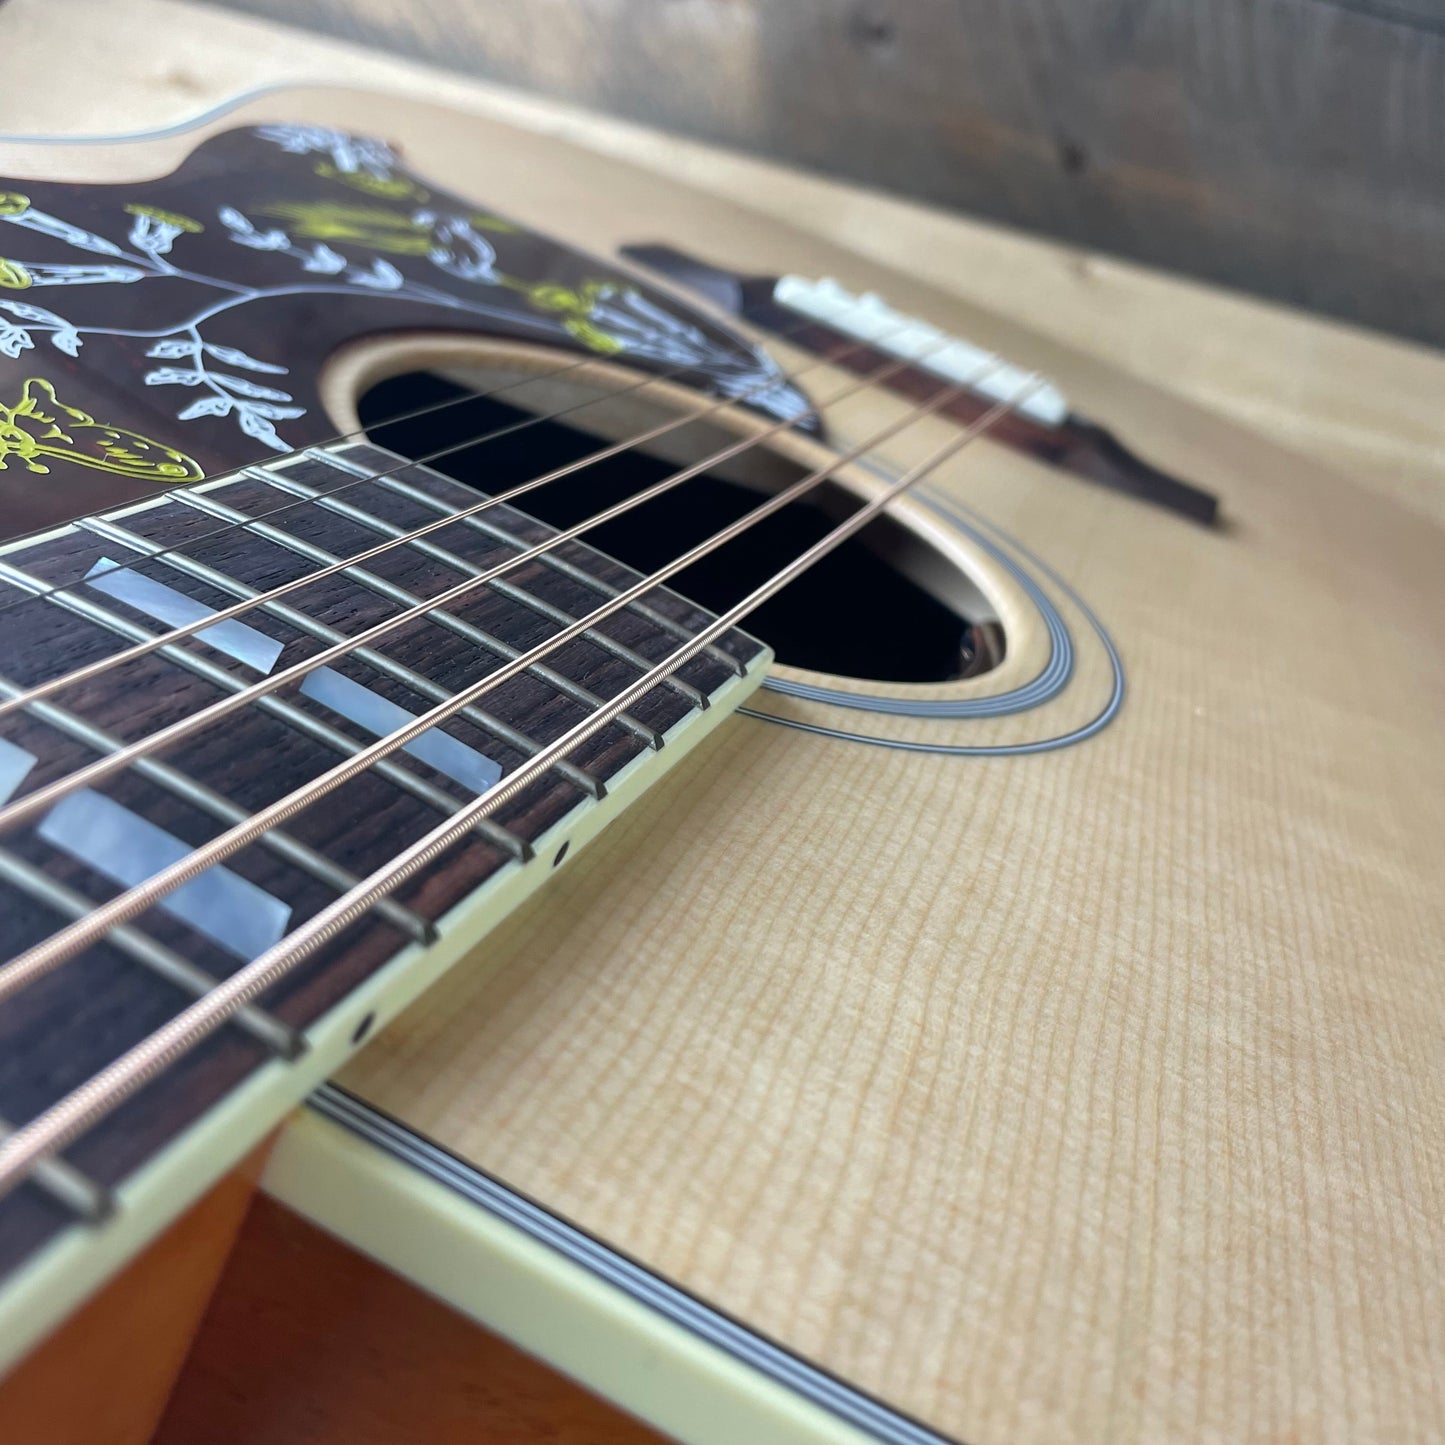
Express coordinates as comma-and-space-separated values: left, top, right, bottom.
203, 0, 1445, 351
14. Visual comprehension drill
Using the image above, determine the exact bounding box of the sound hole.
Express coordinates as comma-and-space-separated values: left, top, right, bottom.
358, 373, 1000, 684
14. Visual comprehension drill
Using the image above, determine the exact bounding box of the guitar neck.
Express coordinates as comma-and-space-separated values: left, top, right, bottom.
0, 438, 768, 1329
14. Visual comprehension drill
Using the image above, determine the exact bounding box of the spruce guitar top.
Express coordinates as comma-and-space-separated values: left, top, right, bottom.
0, 78, 1441, 1445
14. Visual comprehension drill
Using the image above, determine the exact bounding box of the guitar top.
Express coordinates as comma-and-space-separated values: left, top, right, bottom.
0, 81, 1441, 1445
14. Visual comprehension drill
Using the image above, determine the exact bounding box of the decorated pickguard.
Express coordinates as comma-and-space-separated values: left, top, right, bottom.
0, 124, 806, 536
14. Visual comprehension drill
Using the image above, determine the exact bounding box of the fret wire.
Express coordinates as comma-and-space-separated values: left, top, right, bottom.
0, 559, 532, 866
171, 484, 667, 750
0, 364, 1010, 1025
0, 847, 302, 1060
330, 449, 746, 679
77, 517, 606, 803
0, 379, 1038, 1202
0, 672, 434, 946
252, 463, 712, 713
0, 349, 964, 926
0, 1114, 111, 1225
0, 322, 923, 730
0, 345, 936, 843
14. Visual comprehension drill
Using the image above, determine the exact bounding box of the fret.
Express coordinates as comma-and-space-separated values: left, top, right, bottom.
310, 457, 750, 700
329, 440, 759, 675
280, 447, 739, 696
1, 497, 658, 857
364, 465, 746, 677
0, 416, 770, 1303
77, 516, 606, 803
0, 847, 301, 1060
188, 458, 731, 747
257, 460, 711, 715
0, 556, 534, 864
0, 672, 434, 946
0, 1115, 109, 1226
0, 734, 298, 986
0, 879, 284, 1271
319, 441, 746, 679
171, 484, 669, 754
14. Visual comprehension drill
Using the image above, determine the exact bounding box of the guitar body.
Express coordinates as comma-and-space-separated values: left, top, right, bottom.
0, 82, 1441, 1445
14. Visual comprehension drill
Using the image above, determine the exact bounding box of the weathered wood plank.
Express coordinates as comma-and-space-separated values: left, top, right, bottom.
206, 0, 1445, 350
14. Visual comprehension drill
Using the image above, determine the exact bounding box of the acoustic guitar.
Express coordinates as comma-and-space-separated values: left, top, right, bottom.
0, 85, 1440, 1445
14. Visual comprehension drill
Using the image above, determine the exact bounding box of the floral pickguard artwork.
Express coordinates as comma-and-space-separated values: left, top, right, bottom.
0, 377, 202, 481
0, 124, 805, 478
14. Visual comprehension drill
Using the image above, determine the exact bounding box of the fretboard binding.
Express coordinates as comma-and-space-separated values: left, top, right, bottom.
181, 484, 667, 753
0, 559, 532, 865
257, 461, 712, 714
322, 445, 746, 680
0, 847, 302, 1061
77, 517, 605, 804
0, 672, 434, 947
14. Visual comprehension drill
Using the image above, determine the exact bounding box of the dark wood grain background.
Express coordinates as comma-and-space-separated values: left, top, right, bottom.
203, 0, 1445, 351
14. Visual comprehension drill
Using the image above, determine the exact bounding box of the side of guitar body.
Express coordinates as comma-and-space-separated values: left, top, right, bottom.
0, 81, 1442, 1445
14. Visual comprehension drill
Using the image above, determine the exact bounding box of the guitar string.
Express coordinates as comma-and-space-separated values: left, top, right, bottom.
0, 320, 933, 720
0, 304, 850, 624
0, 346, 1020, 1169
0, 342, 950, 839
0, 374, 1040, 1199
0, 354, 1016, 991
0, 351, 933, 815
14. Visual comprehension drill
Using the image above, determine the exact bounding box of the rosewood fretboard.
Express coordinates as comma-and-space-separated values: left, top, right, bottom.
0, 441, 766, 1282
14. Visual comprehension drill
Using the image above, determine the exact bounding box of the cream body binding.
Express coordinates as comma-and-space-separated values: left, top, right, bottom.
2, 82, 1443, 1445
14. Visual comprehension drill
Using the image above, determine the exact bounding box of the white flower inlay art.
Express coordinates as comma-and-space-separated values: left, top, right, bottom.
0, 125, 804, 455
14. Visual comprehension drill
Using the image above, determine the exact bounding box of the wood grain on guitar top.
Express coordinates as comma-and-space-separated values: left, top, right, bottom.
1, 59, 1442, 1445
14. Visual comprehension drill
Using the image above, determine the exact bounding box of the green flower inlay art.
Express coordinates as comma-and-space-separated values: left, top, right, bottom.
0, 124, 800, 470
